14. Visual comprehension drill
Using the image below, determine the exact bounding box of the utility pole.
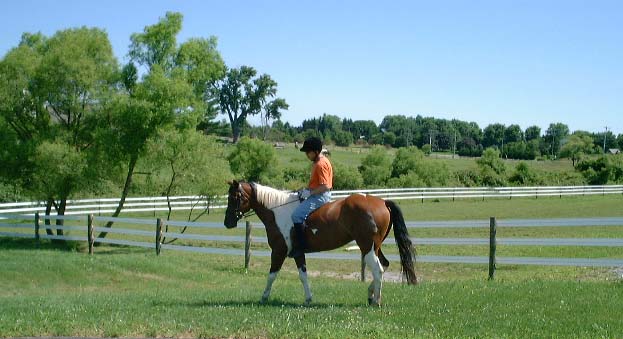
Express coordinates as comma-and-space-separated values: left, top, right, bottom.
453, 130, 457, 159
603, 126, 609, 153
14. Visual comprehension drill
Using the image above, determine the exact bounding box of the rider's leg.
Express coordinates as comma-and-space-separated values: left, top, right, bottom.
290, 197, 315, 258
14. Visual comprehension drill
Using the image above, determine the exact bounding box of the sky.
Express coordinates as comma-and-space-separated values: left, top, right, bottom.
1, 0, 622, 135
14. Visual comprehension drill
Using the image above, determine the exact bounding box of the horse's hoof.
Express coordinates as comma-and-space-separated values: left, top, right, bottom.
368, 297, 373, 305
304, 298, 312, 306
260, 297, 268, 304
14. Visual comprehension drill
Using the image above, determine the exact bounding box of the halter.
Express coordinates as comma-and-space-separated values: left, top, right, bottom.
232, 182, 257, 221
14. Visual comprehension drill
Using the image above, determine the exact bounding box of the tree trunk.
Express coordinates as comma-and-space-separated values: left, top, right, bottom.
96, 154, 138, 240
232, 121, 241, 143
56, 198, 66, 236
44, 198, 54, 236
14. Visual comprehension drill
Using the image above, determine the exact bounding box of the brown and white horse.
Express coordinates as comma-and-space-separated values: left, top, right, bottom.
224, 180, 417, 306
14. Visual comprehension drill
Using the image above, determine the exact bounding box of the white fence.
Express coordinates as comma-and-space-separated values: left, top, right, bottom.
1, 213, 622, 269
1, 185, 622, 215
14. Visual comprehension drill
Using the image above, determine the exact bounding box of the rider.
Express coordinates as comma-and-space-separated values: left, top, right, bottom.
289, 136, 333, 258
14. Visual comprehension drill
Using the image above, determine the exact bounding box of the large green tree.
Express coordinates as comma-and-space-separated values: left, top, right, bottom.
0, 28, 118, 234
97, 12, 226, 237
560, 134, 596, 166
217, 66, 286, 142
545, 123, 569, 157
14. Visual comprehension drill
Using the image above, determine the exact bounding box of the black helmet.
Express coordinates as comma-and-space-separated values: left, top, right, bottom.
300, 137, 323, 153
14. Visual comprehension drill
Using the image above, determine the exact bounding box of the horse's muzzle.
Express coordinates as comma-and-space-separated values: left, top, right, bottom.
224, 217, 238, 229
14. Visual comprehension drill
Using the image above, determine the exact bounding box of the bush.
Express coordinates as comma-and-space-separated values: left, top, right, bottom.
509, 162, 544, 186
391, 147, 423, 177
358, 146, 392, 187
333, 163, 364, 190
575, 155, 623, 185
477, 148, 506, 176
387, 172, 425, 188
455, 169, 481, 187
227, 137, 277, 182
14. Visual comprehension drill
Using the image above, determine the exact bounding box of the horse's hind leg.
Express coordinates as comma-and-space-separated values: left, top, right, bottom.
363, 245, 384, 306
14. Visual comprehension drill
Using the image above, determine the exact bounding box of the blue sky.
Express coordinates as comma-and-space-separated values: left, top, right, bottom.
1, 0, 621, 135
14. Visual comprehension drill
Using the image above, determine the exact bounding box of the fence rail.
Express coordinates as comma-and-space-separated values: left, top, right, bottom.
1, 213, 622, 271
1, 185, 622, 216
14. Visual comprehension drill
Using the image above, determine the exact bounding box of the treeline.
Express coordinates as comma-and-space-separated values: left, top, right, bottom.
212, 114, 623, 161
224, 138, 623, 191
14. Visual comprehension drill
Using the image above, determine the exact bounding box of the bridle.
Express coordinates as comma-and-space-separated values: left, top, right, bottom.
231, 182, 257, 221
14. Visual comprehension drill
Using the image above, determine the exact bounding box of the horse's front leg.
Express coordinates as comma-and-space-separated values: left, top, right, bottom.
294, 255, 312, 305
261, 250, 286, 304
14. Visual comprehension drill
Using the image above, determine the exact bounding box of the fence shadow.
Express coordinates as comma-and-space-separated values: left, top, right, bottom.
0, 237, 76, 251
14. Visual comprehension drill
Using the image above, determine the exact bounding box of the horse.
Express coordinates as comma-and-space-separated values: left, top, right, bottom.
223, 180, 417, 306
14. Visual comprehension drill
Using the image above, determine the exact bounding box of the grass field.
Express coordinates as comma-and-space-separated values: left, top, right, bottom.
2, 195, 623, 338
1, 241, 622, 339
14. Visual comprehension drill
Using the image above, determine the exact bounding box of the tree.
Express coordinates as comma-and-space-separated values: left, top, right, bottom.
504, 124, 524, 144
483, 123, 505, 148
0, 27, 119, 236
559, 134, 596, 166
525, 125, 541, 141
217, 66, 286, 143
545, 123, 569, 157
261, 98, 289, 140
144, 129, 231, 222
97, 12, 225, 238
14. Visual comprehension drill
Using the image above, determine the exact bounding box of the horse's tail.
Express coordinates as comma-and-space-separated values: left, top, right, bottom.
385, 200, 418, 284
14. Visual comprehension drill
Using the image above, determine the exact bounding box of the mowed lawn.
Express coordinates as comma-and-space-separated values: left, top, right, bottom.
2, 194, 623, 338
1, 241, 623, 339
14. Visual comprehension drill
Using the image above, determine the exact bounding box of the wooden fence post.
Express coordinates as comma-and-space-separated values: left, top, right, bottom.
87, 214, 94, 255
34, 212, 40, 245
488, 217, 497, 280
156, 218, 163, 255
245, 221, 252, 270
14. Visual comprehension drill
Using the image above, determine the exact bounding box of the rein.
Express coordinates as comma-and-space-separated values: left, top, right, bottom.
234, 182, 300, 221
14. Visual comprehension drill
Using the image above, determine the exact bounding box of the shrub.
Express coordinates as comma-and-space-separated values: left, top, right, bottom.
391, 147, 424, 177
358, 146, 392, 187
333, 163, 364, 190
227, 137, 277, 182
509, 162, 544, 186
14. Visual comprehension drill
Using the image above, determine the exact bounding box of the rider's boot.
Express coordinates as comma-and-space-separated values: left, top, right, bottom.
288, 223, 307, 258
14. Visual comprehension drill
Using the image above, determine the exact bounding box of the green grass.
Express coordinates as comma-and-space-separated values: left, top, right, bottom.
1, 242, 623, 338
3, 195, 623, 338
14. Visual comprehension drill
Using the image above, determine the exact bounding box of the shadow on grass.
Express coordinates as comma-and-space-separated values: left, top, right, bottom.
0, 236, 146, 255
153, 298, 360, 309
0, 237, 77, 251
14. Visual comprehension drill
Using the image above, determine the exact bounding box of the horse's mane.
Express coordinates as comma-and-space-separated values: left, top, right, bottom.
254, 183, 298, 209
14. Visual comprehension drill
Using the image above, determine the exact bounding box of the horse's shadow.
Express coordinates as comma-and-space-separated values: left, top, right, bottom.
154, 298, 359, 309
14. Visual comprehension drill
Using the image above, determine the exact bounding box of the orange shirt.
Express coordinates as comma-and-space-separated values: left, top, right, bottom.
309, 156, 333, 190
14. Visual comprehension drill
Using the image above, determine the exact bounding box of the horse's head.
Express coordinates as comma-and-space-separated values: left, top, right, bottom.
224, 180, 254, 229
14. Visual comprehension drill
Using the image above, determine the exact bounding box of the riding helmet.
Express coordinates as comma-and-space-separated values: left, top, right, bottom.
300, 137, 323, 153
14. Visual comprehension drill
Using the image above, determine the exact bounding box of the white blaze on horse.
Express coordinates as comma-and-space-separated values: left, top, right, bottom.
224, 180, 417, 306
